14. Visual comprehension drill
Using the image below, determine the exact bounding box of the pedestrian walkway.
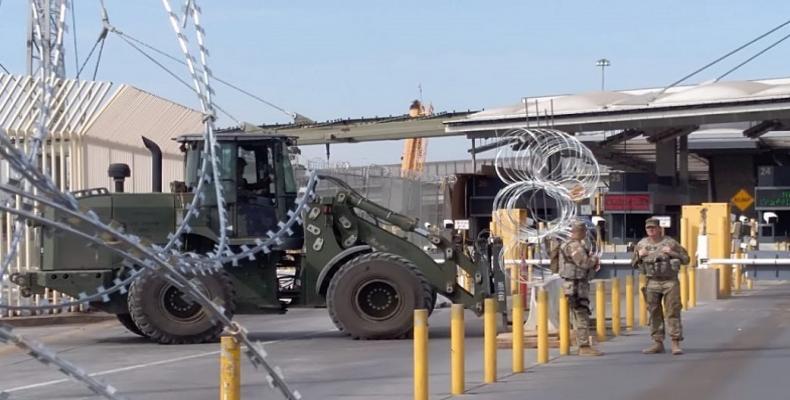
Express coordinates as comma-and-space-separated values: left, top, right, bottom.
460, 281, 790, 400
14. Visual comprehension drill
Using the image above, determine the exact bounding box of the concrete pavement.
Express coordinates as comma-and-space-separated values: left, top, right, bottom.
466, 281, 790, 400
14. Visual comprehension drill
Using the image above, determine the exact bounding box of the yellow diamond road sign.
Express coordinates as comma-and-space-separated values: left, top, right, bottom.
731, 189, 754, 211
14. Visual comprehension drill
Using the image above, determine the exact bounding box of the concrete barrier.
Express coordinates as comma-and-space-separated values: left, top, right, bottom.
695, 268, 720, 302
525, 276, 561, 332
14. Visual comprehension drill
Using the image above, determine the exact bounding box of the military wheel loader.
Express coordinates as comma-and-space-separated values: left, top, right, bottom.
12, 132, 506, 344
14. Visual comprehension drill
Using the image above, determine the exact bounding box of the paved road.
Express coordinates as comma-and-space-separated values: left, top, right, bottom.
0, 304, 540, 399
0, 282, 788, 399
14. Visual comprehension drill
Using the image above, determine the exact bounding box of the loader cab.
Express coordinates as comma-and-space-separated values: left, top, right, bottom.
178, 132, 299, 241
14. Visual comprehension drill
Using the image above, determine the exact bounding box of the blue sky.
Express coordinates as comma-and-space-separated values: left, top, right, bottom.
1, 1, 790, 164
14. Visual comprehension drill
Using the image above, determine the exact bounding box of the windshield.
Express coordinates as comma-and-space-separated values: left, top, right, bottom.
279, 145, 297, 194
183, 141, 234, 193
184, 142, 201, 190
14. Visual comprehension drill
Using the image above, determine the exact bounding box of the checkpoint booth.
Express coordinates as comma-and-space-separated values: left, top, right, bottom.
603, 173, 656, 244
450, 168, 560, 242
603, 191, 653, 244
602, 172, 683, 244
755, 165, 790, 242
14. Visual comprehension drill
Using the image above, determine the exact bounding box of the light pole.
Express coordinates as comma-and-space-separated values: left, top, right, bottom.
596, 58, 611, 90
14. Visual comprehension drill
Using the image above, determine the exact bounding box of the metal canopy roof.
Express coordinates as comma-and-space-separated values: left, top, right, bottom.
0, 73, 112, 138
444, 77, 790, 137
0, 73, 203, 155
447, 77, 790, 182
241, 77, 790, 154
211, 76, 790, 184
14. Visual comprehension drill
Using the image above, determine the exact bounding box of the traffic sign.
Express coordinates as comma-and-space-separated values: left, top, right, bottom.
454, 219, 469, 230
731, 189, 754, 211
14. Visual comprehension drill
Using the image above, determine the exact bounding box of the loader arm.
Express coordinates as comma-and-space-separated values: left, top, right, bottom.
306, 175, 507, 315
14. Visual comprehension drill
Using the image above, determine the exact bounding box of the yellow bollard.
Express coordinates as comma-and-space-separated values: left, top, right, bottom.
716, 217, 732, 298
611, 278, 621, 336
718, 265, 732, 299
733, 247, 743, 292
679, 265, 688, 310
595, 280, 606, 342
220, 336, 240, 400
414, 309, 429, 400
688, 267, 697, 308
509, 264, 518, 296
527, 265, 534, 287
414, 310, 428, 400
638, 274, 648, 327
537, 288, 549, 364
450, 304, 465, 395
559, 291, 570, 355
734, 264, 742, 292
747, 278, 754, 290
484, 298, 497, 383
625, 275, 634, 330
512, 296, 524, 373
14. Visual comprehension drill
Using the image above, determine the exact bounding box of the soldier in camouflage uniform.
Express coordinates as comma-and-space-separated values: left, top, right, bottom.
558, 221, 602, 356
632, 218, 690, 355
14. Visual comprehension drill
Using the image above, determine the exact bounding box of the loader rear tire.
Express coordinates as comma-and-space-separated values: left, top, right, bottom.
327, 252, 434, 339
116, 313, 146, 337
428, 289, 437, 315
128, 270, 235, 344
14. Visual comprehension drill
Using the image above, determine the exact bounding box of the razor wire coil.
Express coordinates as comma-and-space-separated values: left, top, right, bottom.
0, 1, 306, 399
491, 128, 602, 285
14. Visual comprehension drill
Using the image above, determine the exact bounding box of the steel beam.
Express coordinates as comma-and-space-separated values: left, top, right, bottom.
743, 119, 786, 138
600, 128, 644, 146
646, 126, 698, 144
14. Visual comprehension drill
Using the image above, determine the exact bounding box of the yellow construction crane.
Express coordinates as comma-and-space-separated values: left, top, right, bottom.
401, 99, 432, 178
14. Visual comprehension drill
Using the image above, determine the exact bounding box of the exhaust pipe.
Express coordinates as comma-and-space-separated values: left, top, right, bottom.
141, 136, 162, 192
108, 163, 131, 193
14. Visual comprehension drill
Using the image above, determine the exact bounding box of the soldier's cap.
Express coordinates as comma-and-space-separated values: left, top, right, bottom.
645, 218, 660, 228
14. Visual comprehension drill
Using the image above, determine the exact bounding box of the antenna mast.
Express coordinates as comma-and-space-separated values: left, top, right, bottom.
26, 0, 67, 78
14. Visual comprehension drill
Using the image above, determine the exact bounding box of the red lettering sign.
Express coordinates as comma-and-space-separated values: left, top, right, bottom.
604, 194, 652, 212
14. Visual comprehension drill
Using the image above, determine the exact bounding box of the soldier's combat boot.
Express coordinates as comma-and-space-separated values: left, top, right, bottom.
578, 345, 603, 357
671, 339, 683, 355
642, 340, 665, 354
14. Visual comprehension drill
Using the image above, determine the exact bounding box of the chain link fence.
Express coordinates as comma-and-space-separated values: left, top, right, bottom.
296, 163, 454, 252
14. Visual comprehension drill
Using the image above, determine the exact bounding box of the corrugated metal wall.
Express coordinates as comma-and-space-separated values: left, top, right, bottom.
80, 85, 202, 193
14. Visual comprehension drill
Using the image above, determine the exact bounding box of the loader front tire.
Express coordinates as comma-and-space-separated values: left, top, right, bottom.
327, 252, 433, 339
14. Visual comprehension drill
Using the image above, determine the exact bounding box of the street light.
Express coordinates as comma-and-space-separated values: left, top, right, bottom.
596, 58, 611, 90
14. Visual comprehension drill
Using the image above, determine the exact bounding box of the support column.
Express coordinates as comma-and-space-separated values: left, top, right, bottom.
655, 138, 677, 184
707, 154, 756, 215
679, 135, 689, 191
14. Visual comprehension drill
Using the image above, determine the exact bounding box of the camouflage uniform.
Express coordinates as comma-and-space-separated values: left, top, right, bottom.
558, 238, 597, 347
632, 234, 690, 342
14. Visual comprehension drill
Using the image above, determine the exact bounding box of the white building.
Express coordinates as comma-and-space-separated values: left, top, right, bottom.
0, 73, 201, 315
